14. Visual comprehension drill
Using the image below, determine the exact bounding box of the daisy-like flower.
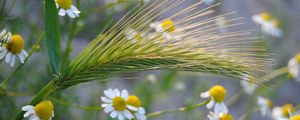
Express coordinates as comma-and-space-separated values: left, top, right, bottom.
240, 75, 257, 95
0, 34, 28, 67
22, 100, 54, 120
55, 0, 80, 18
257, 96, 273, 117
272, 103, 295, 120
200, 85, 228, 114
101, 89, 134, 120
126, 95, 147, 120
0, 29, 12, 44
208, 111, 234, 120
252, 12, 283, 37
149, 19, 181, 40
288, 53, 300, 82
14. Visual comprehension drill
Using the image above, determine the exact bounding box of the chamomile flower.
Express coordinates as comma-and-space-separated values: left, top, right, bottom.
252, 12, 283, 37
0, 34, 28, 67
126, 95, 147, 120
240, 75, 257, 95
200, 85, 228, 114
288, 53, 300, 82
272, 104, 295, 120
22, 100, 54, 120
0, 29, 12, 44
208, 111, 234, 120
150, 19, 181, 40
257, 96, 273, 117
101, 89, 134, 120
55, 0, 80, 18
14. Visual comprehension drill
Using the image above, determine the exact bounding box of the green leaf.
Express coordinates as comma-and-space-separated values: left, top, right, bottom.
44, 0, 61, 75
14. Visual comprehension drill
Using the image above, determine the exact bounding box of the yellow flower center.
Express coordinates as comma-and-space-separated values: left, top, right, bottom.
219, 113, 234, 120
209, 85, 226, 102
112, 97, 127, 111
127, 95, 141, 108
56, 0, 72, 9
294, 53, 300, 63
5, 34, 24, 54
266, 99, 273, 108
34, 100, 54, 120
291, 115, 300, 120
161, 19, 176, 33
260, 12, 271, 20
282, 104, 295, 117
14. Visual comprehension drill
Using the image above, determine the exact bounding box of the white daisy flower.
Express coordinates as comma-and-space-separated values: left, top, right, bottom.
126, 95, 147, 120
240, 74, 257, 95
0, 29, 12, 44
55, 0, 80, 18
272, 104, 295, 120
22, 100, 54, 120
288, 53, 300, 82
252, 12, 283, 37
0, 34, 28, 67
200, 85, 228, 114
101, 89, 134, 120
149, 19, 182, 40
257, 96, 272, 117
207, 111, 234, 120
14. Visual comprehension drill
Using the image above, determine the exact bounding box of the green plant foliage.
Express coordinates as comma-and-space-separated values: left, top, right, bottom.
44, 0, 61, 75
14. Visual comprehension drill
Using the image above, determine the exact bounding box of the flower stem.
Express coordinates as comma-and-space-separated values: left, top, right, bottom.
0, 32, 45, 89
146, 100, 210, 118
13, 79, 56, 120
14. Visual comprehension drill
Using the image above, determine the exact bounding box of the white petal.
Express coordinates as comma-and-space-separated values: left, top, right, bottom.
123, 110, 134, 119
5, 52, 12, 63
66, 9, 76, 18
200, 91, 210, 98
18, 53, 25, 63
10, 55, 15, 67
104, 89, 116, 99
22, 50, 28, 57
21, 105, 34, 111
121, 90, 128, 99
206, 100, 215, 109
138, 107, 146, 114
110, 110, 118, 118
0, 49, 7, 59
23, 110, 35, 117
101, 103, 111, 108
58, 9, 66, 16
114, 89, 120, 96
117, 112, 125, 120
71, 5, 81, 14
104, 105, 114, 113
29, 115, 40, 120
0, 29, 6, 36
214, 102, 228, 114
127, 105, 138, 111
101, 97, 112, 103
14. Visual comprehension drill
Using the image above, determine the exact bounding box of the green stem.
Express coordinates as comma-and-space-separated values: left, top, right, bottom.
0, 0, 6, 18
146, 100, 210, 118
51, 97, 103, 111
13, 80, 56, 120
261, 66, 288, 82
0, 32, 45, 89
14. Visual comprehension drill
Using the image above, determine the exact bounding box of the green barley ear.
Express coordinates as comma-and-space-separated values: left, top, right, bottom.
56, 0, 273, 90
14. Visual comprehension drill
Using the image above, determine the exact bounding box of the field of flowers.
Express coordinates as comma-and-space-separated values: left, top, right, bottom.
0, 0, 300, 120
